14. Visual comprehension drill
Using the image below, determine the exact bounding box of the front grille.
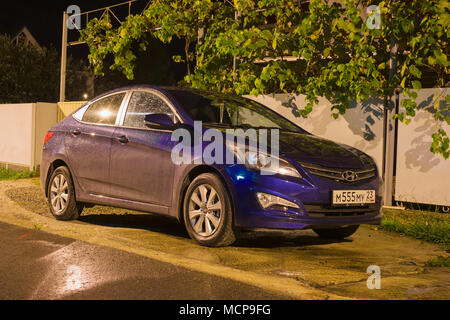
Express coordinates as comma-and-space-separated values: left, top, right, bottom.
303, 203, 380, 218
299, 162, 376, 183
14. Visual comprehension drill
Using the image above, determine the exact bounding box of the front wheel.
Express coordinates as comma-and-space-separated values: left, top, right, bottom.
313, 225, 360, 239
183, 173, 236, 247
47, 166, 83, 221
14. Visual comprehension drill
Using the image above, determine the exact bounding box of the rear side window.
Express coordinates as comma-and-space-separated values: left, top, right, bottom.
123, 91, 175, 129
82, 93, 126, 125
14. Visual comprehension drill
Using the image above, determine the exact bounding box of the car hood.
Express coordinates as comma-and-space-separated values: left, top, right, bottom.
276, 132, 369, 168
203, 126, 372, 169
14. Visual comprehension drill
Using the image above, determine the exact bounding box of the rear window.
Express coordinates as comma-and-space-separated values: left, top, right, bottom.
82, 93, 126, 125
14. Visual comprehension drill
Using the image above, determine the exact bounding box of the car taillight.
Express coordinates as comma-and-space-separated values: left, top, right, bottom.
44, 132, 55, 145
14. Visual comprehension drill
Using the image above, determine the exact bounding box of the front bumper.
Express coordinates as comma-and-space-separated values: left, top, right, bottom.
222, 164, 383, 230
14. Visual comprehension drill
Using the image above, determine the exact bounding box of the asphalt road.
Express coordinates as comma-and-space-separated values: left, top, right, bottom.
0, 221, 288, 300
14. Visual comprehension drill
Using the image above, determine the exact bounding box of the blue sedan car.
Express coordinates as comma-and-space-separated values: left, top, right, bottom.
41, 85, 382, 247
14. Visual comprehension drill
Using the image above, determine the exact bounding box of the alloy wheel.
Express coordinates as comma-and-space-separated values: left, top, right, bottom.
50, 174, 69, 214
188, 184, 222, 237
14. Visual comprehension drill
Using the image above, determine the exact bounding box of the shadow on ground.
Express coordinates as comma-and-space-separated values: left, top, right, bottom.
79, 214, 189, 239
5, 185, 348, 249
234, 230, 351, 248
79, 213, 351, 249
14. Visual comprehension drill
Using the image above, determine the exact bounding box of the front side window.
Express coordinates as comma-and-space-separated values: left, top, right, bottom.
82, 93, 126, 125
123, 91, 175, 129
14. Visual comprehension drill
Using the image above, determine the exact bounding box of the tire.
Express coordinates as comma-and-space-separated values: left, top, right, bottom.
183, 173, 236, 247
47, 166, 83, 221
313, 225, 360, 239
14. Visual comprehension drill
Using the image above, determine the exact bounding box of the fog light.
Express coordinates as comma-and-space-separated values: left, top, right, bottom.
256, 192, 300, 210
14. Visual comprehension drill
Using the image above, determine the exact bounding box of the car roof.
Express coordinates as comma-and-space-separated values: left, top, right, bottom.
87, 85, 230, 125
94, 85, 242, 101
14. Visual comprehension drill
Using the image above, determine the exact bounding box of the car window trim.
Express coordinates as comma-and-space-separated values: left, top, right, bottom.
117, 88, 184, 132
72, 90, 129, 127
115, 91, 133, 126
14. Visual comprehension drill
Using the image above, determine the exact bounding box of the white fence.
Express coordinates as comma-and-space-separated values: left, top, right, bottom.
395, 88, 450, 206
248, 94, 384, 169
0, 89, 448, 206
0, 103, 57, 170
248, 89, 449, 207
58, 101, 86, 122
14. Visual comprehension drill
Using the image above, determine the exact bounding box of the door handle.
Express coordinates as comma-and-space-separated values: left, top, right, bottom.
117, 135, 129, 144
71, 129, 81, 136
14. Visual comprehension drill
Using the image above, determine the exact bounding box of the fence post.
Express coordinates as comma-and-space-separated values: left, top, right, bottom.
383, 98, 396, 206
383, 37, 398, 206
59, 11, 68, 103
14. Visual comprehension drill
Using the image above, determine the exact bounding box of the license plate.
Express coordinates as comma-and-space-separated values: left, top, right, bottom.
332, 190, 376, 205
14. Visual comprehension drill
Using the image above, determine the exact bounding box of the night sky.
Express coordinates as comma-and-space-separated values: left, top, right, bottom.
0, 0, 186, 82
0, 1, 122, 48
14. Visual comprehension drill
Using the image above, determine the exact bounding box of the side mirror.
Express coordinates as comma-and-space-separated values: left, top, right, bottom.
144, 113, 175, 130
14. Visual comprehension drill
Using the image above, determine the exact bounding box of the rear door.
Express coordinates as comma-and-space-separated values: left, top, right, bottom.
109, 90, 179, 206
66, 91, 127, 196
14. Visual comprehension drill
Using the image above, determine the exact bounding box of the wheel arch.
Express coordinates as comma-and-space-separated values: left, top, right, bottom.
176, 165, 235, 224
45, 158, 71, 197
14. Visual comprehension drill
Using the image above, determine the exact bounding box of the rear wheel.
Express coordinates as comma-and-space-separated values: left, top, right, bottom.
183, 173, 236, 247
313, 225, 360, 239
47, 166, 83, 221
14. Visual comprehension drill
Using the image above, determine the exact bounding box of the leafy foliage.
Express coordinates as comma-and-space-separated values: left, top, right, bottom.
79, 0, 450, 158
0, 34, 59, 103
0, 34, 93, 102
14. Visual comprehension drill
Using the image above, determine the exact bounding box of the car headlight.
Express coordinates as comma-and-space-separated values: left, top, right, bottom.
228, 143, 302, 178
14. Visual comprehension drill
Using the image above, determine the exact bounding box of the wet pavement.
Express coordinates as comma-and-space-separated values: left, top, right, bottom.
1, 179, 449, 300
0, 221, 289, 300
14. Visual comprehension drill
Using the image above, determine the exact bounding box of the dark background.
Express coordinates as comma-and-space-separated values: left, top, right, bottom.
0, 0, 187, 88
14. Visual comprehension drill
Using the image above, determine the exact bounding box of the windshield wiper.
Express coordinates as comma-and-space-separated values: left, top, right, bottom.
204, 123, 299, 133
243, 126, 300, 133
204, 122, 235, 128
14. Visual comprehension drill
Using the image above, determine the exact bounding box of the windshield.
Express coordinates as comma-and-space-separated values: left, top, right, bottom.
167, 89, 304, 133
